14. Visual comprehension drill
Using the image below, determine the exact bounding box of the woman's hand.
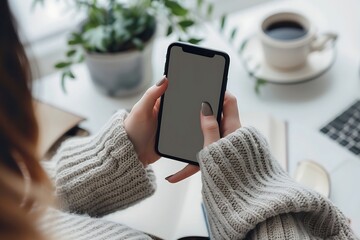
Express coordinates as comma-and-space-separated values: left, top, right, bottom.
125, 77, 202, 183
165, 92, 241, 183
124, 76, 169, 166
202, 92, 241, 147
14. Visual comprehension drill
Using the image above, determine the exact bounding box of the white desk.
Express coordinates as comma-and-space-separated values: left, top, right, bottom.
34, 0, 360, 237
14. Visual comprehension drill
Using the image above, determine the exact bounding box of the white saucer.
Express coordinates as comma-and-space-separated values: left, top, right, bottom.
241, 36, 336, 84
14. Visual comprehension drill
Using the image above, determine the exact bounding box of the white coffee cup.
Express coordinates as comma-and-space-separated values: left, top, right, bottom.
258, 11, 337, 70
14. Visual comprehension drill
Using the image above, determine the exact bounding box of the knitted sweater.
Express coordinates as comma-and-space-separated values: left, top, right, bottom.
41, 110, 356, 239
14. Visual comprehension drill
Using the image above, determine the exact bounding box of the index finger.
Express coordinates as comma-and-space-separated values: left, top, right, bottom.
223, 92, 240, 122
221, 91, 241, 136
165, 164, 200, 183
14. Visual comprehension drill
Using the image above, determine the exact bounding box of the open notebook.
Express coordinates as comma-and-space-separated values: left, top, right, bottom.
33, 100, 86, 159
104, 111, 287, 239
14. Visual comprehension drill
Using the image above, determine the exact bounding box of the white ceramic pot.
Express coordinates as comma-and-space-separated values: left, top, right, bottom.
85, 37, 154, 97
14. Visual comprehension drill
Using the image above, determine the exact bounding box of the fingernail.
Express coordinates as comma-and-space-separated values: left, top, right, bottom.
165, 174, 173, 181
156, 76, 167, 86
201, 102, 213, 116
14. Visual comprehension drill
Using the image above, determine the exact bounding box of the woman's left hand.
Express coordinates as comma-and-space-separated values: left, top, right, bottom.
124, 76, 169, 166
125, 76, 202, 183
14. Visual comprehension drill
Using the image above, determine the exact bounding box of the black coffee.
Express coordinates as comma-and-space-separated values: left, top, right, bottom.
265, 21, 307, 41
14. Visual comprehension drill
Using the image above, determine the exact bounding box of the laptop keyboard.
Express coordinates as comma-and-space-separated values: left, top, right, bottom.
320, 100, 360, 156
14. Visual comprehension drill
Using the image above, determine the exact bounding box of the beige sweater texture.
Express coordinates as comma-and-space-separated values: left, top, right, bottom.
40, 111, 357, 239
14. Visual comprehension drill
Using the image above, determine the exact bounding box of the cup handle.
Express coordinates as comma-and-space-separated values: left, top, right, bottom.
310, 32, 338, 52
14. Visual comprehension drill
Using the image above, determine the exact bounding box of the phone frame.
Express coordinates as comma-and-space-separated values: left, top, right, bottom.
155, 42, 230, 165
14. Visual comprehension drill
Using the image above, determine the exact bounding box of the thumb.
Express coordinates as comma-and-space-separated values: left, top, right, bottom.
200, 102, 220, 147
137, 76, 168, 113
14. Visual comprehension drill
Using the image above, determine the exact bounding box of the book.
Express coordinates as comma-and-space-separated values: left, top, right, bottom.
33, 100, 86, 159
241, 112, 288, 171
103, 111, 288, 240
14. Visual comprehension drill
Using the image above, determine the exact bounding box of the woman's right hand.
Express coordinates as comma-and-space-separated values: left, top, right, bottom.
200, 92, 241, 147
165, 92, 241, 183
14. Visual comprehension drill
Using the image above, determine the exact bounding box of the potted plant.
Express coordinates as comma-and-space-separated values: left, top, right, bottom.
35, 0, 216, 96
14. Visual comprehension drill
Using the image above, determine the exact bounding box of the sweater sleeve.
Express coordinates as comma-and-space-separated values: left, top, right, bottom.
198, 127, 356, 239
52, 110, 156, 217
39, 208, 153, 240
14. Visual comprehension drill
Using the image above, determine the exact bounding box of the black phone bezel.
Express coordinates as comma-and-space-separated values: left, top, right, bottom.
155, 42, 230, 166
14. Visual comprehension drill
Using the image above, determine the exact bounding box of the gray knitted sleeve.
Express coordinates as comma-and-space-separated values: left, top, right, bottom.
39, 208, 153, 240
53, 110, 156, 217
198, 127, 356, 239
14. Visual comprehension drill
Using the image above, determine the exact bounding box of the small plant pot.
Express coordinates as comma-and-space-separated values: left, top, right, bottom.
84, 36, 154, 97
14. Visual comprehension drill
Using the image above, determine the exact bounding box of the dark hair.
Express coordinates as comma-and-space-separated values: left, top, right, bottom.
0, 1, 51, 239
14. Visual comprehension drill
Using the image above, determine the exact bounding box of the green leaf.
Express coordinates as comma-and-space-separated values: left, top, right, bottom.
178, 20, 195, 30
239, 39, 248, 54
61, 71, 68, 94
68, 39, 80, 45
112, 16, 131, 41
230, 28, 237, 41
164, 1, 188, 16
166, 25, 173, 36
132, 38, 144, 50
68, 32, 84, 46
197, 0, 203, 9
60, 70, 76, 94
83, 26, 108, 52
207, 4, 213, 18
255, 78, 267, 95
67, 70, 75, 79
66, 49, 77, 57
88, 6, 106, 25
77, 54, 85, 63
220, 15, 226, 31
188, 38, 202, 45
31, 0, 44, 9
55, 62, 72, 69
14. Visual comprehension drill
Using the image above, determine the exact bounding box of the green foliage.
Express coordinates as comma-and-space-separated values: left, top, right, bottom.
35, 0, 220, 92
239, 39, 248, 54
55, 62, 72, 69
230, 28, 237, 41
166, 25, 173, 36
74, 2, 156, 53
197, 0, 203, 9
164, 0, 188, 16
255, 78, 267, 95
61, 70, 75, 93
188, 38, 202, 44
207, 4, 213, 18
220, 15, 227, 32
220, 27, 268, 95
178, 20, 195, 30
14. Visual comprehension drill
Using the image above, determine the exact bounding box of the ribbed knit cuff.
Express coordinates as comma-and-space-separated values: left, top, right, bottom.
198, 127, 351, 239
54, 110, 156, 217
199, 126, 287, 179
40, 208, 152, 239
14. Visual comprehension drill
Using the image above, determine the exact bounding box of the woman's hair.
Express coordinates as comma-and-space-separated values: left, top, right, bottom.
0, 1, 52, 239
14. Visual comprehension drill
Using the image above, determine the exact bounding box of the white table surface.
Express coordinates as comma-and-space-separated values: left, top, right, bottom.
34, 0, 360, 237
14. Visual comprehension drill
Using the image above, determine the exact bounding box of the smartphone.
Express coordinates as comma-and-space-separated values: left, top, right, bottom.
155, 42, 230, 165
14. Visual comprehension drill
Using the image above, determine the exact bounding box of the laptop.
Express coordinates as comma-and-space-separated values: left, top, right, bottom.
320, 99, 360, 156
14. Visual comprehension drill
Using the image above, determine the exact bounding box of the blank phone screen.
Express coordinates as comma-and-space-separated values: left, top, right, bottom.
157, 44, 228, 164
